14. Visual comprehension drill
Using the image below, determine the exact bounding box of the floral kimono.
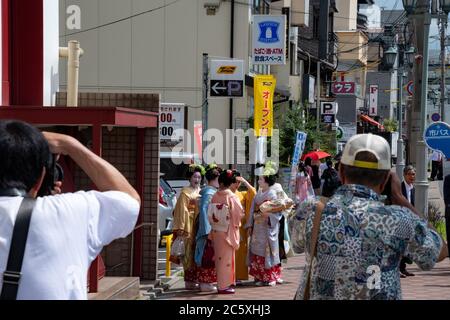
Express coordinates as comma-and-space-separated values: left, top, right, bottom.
246, 188, 283, 283
172, 186, 200, 283
234, 186, 256, 281
194, 186, 218, 284
209, 190, 244, 290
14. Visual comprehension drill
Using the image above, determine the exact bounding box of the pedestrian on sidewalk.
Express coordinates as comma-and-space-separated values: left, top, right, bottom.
294, 161, 315, 205
399, 165, 417, 278
230, 171, 256, 283
246, 163, 284, 287
0, 121, 140, 300
172, 164, 204, 290
430, 150, 444, 181
310, 159, 322, 196
194, 164, 221, 292
321, 159, 341, 199
209, 170, 244, 294
444, 173, 450, 260
295, 134, 447, 300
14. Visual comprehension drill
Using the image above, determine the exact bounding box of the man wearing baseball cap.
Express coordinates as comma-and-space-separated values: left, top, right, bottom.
295, 134, 447, 300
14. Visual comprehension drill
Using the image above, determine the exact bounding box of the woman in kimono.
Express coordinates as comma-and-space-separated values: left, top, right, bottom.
246, 165, 284, 286
209, 170, 244, 294
295, 161, 315, 204
229, 170, 256, 282
172, 164, 205, 290
194, 164, 221, 292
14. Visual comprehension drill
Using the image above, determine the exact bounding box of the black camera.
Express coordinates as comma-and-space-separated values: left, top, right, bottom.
37, 154, 64, 197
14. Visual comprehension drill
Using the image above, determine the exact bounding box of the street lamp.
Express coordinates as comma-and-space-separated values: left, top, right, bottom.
384, 47, 398, 68
405, 47, 416, 68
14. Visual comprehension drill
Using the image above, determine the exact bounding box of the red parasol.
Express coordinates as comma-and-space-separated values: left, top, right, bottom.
301, 150, 331, 161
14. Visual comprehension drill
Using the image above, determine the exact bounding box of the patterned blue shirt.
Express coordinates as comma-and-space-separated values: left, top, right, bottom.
295, 184, 442, 300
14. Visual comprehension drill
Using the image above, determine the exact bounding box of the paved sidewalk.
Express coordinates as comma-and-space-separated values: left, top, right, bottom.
157, 254, 450, 300
157, 254, 305, 300
156, 180, 449, 300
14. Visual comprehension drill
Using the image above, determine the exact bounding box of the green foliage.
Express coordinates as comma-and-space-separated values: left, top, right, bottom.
276, 103, 336, 167
428, 202, 447, 241
383, 118, 398, 133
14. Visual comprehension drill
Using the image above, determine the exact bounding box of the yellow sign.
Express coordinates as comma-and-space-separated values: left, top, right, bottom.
216, 66, 237, 74
254, 75, 276, 137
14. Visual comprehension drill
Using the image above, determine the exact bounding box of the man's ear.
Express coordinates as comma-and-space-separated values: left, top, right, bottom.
28, 167, 46, 198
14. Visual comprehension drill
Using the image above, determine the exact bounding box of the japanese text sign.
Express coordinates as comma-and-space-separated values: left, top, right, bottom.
252, 15, 286, 65
332, 82, 355, 95
424, 122, 450, 159
369, 85, 378, 116
292, 131, 307, 167
160, 103, 185, 145
254, 75, 276, 137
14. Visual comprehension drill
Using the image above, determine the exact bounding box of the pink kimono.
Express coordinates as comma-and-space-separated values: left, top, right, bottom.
209, 189, 244, 290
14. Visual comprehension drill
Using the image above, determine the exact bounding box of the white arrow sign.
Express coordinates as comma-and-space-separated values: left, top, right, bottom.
212, 82, 227, 95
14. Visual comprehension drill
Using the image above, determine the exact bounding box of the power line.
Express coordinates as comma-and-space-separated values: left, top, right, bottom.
61, 0, 182, 38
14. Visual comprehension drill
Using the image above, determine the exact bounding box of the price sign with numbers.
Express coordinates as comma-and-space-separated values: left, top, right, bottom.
160, 103, 185, 145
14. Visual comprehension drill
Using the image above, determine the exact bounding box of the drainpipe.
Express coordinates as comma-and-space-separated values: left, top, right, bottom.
59, 40, 84, 107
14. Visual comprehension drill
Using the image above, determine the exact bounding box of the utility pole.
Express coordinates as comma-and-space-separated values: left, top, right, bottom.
440, 16, 447, 122
412, 2, 432, 219
202, 53, 209, 164
396, 64, 405, 179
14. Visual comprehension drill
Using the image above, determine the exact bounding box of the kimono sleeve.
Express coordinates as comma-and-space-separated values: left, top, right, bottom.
229, 195, 244, 227
173, 191, 190, 232
245, 199, 256, 229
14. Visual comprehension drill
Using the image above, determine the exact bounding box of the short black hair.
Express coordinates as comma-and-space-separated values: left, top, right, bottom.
205, 166, 221, 182
0, 120, 50, 192
263, 175, 277, 186
403, 165, 415, 176
186, 165, 204, 180
219, 170, 235, 187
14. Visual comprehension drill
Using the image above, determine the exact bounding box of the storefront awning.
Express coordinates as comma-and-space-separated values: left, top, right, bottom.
360, 114, 385, 130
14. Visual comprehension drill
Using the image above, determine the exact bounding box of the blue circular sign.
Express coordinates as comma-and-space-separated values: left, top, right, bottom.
431, 113, 441, 122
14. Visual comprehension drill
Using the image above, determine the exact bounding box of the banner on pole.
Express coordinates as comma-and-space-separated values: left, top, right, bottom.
289, 131, 307, 195
254, 75, 276, 137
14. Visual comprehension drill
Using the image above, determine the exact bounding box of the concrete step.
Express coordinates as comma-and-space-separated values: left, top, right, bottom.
88, 277, 140, 300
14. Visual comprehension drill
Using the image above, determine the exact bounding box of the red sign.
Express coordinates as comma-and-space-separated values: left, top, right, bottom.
332, 82, 356, 95
406, 81, 414, 96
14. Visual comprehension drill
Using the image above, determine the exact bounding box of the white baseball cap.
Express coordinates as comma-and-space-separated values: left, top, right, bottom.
341, 134, 391, 170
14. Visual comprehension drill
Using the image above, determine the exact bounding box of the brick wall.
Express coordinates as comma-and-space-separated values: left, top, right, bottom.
56, 92, 160, 280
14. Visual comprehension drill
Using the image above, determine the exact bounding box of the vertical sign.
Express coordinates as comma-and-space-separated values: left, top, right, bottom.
160, 103, 185, 146
252, 15, 287, 65
369, 85, 379, 116
290, 131, 307, 195
292, 131, 307, 167
254, 75, 276, 137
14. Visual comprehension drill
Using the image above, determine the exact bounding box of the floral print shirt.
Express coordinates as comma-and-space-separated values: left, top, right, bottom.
294, 184, 442, 300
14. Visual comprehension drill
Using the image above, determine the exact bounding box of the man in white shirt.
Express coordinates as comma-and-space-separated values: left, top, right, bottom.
0, 120, 141, 300
430, 150, 444, 181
